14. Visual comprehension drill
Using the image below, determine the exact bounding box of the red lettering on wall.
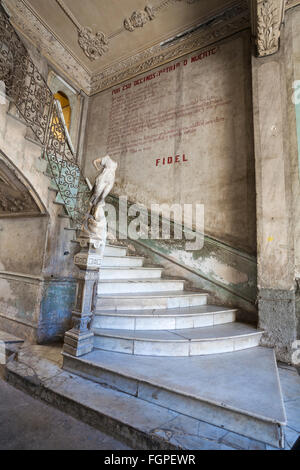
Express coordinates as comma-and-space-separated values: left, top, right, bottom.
155, 154, 189, 167
191, 47, 218, 63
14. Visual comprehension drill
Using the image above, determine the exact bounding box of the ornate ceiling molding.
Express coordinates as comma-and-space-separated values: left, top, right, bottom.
3, 0, 251, 96
250, 0, 286, 57
3, 0, 92, 94
124, 5, 156, 32
0, 151, 47, 217
77, 27, 108, 61
55, 0, 109, 61
90, 0, 250, 94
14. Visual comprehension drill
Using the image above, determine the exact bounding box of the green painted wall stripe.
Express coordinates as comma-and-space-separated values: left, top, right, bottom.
295, 101, 300, 179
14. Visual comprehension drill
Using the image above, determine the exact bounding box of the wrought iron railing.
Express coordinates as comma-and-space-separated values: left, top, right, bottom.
0, 7, 90, 226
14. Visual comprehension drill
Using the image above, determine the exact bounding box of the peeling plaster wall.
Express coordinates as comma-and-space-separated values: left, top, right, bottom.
84, 31, 256, 256
0, 217, 47, 275
84, 32, 257, 313
0, 183, 48, 340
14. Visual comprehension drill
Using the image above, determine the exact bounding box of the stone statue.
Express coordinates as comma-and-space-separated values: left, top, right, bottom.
82, 155, 117, 244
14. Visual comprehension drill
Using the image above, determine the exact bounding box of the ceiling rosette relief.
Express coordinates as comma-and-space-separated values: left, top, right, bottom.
124, 5, 156, 32
55, 0, 205, 60
6, 0, 288, 95
55, 0, 109, 61
78, 27, 109, 61
90, 0, 250, 93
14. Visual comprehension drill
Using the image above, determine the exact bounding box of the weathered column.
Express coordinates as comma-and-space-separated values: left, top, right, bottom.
63, 235, 104, 357
251, 3, 297, 362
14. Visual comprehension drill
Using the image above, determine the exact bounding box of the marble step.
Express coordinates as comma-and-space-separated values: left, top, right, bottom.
97, 291, 208, 311
104, 244, 127, 257
99, 267, 163, 280
63, 346, 286, 448
92, 322, 263, 356
101, 256, 144, 267
0, 330, 24, 365
93, 305, 237, 330
98, 279, 185, 294
0, 330, 24, 345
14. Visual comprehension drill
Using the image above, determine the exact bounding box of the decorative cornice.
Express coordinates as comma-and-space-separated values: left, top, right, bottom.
3, 0, 250, 96
3, 0, 92, 94
250, 0, 286, 57
90, 1, 250, 94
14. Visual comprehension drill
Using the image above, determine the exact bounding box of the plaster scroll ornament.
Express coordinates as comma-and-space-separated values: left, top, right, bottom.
78, 27, 109, 61
82, 155, 117, 241
124, 5, 156, 32
255, 0, 285, 57
55, 0, 109, 60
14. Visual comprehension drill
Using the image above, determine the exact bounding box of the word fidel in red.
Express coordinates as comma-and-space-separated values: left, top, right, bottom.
155, 154, 188, 167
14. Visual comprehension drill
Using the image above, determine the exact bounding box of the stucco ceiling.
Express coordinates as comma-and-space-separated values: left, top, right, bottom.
9, 0, 241, 75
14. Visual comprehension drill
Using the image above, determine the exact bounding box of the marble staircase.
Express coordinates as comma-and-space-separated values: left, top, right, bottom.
63, 241, 287, 448
92, 242, 262, 356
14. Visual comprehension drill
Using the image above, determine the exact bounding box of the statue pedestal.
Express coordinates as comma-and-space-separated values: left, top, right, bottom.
63, 235, 105, 357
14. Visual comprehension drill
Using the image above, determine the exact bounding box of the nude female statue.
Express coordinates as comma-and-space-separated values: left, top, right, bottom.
82, 155, 117, 241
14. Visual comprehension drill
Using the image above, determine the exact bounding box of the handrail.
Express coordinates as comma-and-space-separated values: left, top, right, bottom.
0, 7, 90, 226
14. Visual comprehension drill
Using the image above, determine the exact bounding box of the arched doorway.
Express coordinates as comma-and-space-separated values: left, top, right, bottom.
54, 91, 71, 130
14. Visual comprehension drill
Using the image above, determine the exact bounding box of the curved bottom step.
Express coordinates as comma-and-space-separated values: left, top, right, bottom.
93, 323, 263, 356
62, 346, 286, 448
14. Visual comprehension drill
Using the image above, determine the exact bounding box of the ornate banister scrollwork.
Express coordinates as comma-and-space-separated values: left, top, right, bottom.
0, 7, 90, 227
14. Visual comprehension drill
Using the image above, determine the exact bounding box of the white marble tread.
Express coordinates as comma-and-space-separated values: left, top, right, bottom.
98, 290, 208, 299
99, 267, 163, 280
93, 322, 261, 342
98, 278, 186, 284
95, 305, 237, 317
101, 256, 145, 267
100, 266, 160, 270
0, 330, 24, 344
103, 255, 144, 261
105, 243, 127, 250
75, 346, 286, 425
97, 290, 209, 311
